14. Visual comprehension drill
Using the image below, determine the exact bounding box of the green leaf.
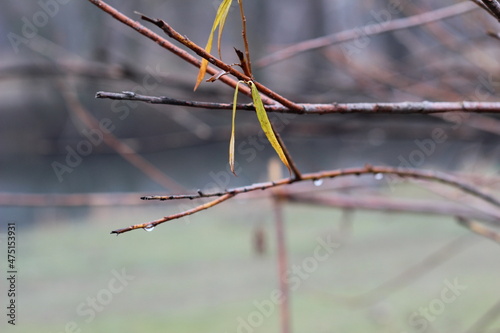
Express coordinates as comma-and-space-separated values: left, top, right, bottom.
249, 81, 291, 174
229, 81, 244, 175
194, 0, 233, 90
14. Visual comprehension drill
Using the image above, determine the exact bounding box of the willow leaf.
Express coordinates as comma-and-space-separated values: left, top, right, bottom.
194, 0, 233, 90
229, 81, 243, 175
249, 81, 291, 173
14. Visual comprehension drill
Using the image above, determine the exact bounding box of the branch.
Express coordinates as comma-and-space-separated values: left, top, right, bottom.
58, 80, 186, 192
273, 196, 291, 333
136, 12, 303, 111
110, 165, 500, 234
95, 91, 500, 114
111, 193, 234, 234
457, 217, 500, 243
85, 0, 271, 104
280, 192, 500, 223
275, 132, 302, 180
256, 2, 478, 67
320, 235, 475, 307
141, 166, 500, 207
476, 0, 500, 22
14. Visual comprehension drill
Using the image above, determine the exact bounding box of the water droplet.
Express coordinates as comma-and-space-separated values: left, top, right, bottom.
374, 173, 384, 180
313, 179, 323, 186
143, 224, 155, 232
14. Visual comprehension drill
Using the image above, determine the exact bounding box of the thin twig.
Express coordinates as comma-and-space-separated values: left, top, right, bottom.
457, 217, 500, 243
281, 193, 500, 223
58, 80, 186, 192
256, 2, 478, 67
237, 0, 253, 77
95, 91, 500, 114
273, 196, 290, 333
136, 12, 303, 111
476, 0, 500, 22
0, 192, 150, 207
140, 165, 500, 208
275, 132, 302, 180
107, 165, 500, 234
111, 193, 234, 234
85, 0, 272, 104
318, 235, 475, 307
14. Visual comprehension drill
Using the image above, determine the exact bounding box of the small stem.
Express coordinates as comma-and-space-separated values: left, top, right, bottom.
85, 0, 261, 103
137, 13, 303, 111
111, 193, 234, 234
273, 196, 291, 333
237, 0, 253, 76
274, 131, 302, 180
457, 217, 500, 243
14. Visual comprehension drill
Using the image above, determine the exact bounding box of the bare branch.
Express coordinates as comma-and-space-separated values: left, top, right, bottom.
136, 12, 303, 111
95, 91, 500, 114
280, 193, 500, 223
140, 166, 500, 208
256, 2, 478, 67
457, 217, 500, 242
104, 165, 500, 235
111, 193, 235, 235
320, 235, 475, 306
58, 80, 186, 192
273, 196, 291, 333
476, 0, 500, 22
85, 0, 270, 103
275, 132, 302, 180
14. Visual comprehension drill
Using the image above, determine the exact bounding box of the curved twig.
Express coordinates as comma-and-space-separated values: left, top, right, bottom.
110, 165, 500, 234
136, 12, 303, 111
111, 193, 234, 234
256, 2, 478, 67
86, 0, 271, 104
59, 81, 186, 192
141, 165, 500, 206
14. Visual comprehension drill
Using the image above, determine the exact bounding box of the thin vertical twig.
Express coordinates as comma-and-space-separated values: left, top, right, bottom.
274, 195, 291, 333
237, 0, 253, 77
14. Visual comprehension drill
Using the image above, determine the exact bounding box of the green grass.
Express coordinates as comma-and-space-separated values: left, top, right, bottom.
3, 198, 500, 333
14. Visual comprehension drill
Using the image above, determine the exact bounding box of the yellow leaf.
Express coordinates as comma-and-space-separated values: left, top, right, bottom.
249, 81, 291, 174
229, 81, 244, 175
194, 0, 233, 90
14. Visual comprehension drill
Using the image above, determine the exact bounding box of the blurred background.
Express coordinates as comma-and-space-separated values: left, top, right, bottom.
1, 0, 500, 332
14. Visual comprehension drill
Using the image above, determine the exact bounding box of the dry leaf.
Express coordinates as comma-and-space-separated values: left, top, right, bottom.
194, 0, 233, 90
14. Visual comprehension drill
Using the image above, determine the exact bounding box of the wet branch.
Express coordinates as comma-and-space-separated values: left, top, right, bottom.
86, 0, 272, 104
95, 91, 500, 114
110, 165, 500, 234
135, 12, 303, 111
111, 193, 234, 234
